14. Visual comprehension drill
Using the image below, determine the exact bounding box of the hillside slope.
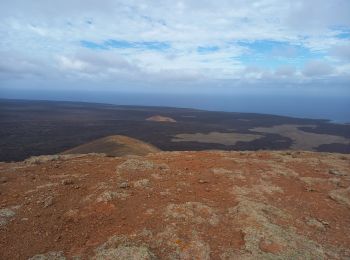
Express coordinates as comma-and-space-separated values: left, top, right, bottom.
0, 151, 349, 259
61, 135, 160, 157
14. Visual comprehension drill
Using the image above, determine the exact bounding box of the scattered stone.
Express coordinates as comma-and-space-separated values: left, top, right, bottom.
198, 179, 208, 184
134, 179, 150, 188
157, 163, 170, 171
63, 209, 80, 222
329, 169, 346, 176
43, 196, 54, 208
0, 208, 16, 226
61, 179, 74, 185
329, 187, 350, 208
119, 182, 129, 189
212, 168, 232, 175
337, 182, 348, 188
306, 217, 326, 231
54, 235, 62, 242
28, 251, 66, 260
320, 220, 330, 226
305, 187, 316, 192
96, 191, 129, 202
145, 209, 155, 215
329, 178, 340, 186
160, 190, 171, 196
0, 176, 8, 183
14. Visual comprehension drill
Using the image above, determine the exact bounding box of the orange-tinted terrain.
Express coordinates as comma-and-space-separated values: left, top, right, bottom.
1, 150, 349, 259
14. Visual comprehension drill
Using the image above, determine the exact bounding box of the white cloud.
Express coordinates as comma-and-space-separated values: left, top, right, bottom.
0, 52, 47, 78
331, 44, 350, 61
275, 65, 296, 77
0, 0, 349, 90
302, 60, 334, 77
58, 56, 88, 71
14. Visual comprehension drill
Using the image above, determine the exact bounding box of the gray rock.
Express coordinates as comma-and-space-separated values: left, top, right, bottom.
61, 179, 74, 185
28, 251, 66, 260
119, 182, 129, 189
329, 169, 346, 176
134, 179, 150, 188
0, 208, 16, 218
93, 245, 157, 260
0, 208, 16, 226
305, 217, 326, 231
43, 196, 54, 208
96, 191, 129, 202
329, 187, 350, 207
0, 176, 8, 183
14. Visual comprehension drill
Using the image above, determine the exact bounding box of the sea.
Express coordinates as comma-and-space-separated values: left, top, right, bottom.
1, 89, 350, 124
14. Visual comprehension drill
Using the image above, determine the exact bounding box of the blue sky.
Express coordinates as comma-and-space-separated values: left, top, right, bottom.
236, 40, 325, 70
0, 0, 350, 95
81, 40, 170, 51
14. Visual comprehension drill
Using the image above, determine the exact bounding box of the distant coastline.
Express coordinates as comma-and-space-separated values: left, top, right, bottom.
1, 89, 349, 123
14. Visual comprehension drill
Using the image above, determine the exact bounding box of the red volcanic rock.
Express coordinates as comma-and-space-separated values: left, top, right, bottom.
0, 151, 349, 259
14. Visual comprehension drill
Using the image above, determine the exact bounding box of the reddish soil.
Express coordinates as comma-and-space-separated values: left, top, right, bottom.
0, 151, 349, 259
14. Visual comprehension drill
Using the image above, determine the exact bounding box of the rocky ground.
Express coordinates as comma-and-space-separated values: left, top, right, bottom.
0, 151, 349, 259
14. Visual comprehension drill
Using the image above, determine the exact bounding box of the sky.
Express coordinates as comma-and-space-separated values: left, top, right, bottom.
0, 0, 350, 98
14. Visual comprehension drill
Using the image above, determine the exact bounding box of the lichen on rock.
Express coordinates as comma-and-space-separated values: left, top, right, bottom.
165, 201, 219, 226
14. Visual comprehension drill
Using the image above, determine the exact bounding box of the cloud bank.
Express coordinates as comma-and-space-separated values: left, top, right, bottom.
0, 0, 350, 93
